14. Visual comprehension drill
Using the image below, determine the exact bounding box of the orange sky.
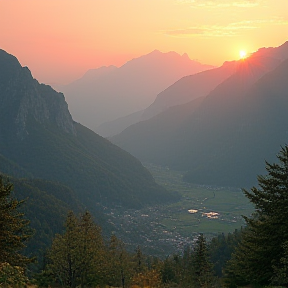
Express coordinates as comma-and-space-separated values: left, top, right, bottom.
1, 0, 288, 84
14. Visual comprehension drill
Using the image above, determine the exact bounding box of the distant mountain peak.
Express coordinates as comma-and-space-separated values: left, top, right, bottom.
150, 49, 161, 54
182, 53, 190, 59
222, 60, 236, 66
82, 65, 117, 78
62, 48, 214, 132
145, 49, 188, 59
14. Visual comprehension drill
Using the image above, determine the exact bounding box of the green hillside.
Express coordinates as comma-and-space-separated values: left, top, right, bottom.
0, 175, 84, 267
0, 49, 178, 211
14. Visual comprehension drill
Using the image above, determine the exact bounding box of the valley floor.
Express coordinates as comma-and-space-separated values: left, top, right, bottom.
104, 163, 254, 257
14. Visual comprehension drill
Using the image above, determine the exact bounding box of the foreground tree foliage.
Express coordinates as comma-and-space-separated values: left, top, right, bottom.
106, 234, 134, 288
160, 234, 218, 288
40, 211, 167, 288
132, 268, 162, 288
271, 240, 288, 286
0, 262, 28, 288
190, 234, 215, 288
0, 177, 241, 288
225, 145, 288, 287
46, 211, 105, 288
209, 229, 242, 278
0, 176, 33, 287
8, 146, 288, 287
37, 145, 288, 288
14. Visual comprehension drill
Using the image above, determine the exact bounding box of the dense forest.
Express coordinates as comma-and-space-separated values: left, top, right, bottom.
1, 145, 288, 288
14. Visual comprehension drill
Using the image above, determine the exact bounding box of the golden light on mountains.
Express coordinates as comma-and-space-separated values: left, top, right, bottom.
239, 50, 247, 59
1, 0, 287, 84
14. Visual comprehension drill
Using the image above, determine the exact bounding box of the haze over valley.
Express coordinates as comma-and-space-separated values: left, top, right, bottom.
57, 50, 214, 135
1, 1, 288, 287
112, 41, 288, 188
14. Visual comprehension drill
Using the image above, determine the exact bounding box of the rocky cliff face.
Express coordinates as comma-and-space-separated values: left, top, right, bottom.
0, 49, 75, 139
0, 48, 177, 209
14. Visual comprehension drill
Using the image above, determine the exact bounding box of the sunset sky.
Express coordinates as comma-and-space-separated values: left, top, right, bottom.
1, 0, 288, 84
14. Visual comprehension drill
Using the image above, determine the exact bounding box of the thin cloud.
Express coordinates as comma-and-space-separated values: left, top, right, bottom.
176, 0, 261, 8
164, 18, 288, 37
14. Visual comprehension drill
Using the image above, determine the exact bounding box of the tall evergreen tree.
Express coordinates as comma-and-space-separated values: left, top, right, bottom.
225, 145, 288, 287
272, 240, 288, 286
190, 234, 214, 288
0, 176, 33, 267
161, 256, 178, 285
181, 245, 194, 285
134, 246, 145, 274
209, 229, 242, 277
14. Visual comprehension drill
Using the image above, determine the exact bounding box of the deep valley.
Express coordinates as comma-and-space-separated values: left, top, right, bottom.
105, 163, 253, 257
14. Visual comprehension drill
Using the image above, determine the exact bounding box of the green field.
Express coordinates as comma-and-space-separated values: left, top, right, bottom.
145, 163, 254, 237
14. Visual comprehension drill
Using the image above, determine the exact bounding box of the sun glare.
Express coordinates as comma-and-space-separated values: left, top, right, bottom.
239, 50, 247, 59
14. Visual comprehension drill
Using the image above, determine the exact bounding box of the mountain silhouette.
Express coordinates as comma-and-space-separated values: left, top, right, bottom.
102, 42, 288, 137
112, 41, 288, 187
141, 60, 237, 120
97, 61, 236, 137
58, 50, 214, 135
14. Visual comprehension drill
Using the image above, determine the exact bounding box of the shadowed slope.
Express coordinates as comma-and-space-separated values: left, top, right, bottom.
60, 50, 214, 132
0, 49, 178, 209
112, 42, 288, 187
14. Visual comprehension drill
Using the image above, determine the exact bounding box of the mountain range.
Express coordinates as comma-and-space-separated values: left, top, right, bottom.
57, 50, 214, 135
112, 41, 288, 188
0, 48, 178, 210
2, 41, 288, 264
98, 60, 237, 137
102, 41, 288, 137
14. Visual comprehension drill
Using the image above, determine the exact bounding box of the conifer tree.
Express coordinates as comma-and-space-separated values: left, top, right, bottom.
161, 256, 178, 285
0, 176, 33, 267
191, 234, 214, 288
225, 145, 288, 286
181, 245, 193, 285
134, 245, 145, 274
270, 241, 288, 286
0, 262, 28, 287
209, 229, 242, 277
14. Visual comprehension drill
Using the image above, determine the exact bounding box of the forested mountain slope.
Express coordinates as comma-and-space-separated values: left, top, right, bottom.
0, 49, 177, 210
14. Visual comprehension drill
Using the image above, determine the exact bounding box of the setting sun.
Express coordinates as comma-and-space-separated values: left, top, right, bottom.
240, 50, 247, 59
1, 0, 287, 84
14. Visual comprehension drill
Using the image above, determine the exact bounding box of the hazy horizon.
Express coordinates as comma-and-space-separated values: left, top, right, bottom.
1, 0, 288, 85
